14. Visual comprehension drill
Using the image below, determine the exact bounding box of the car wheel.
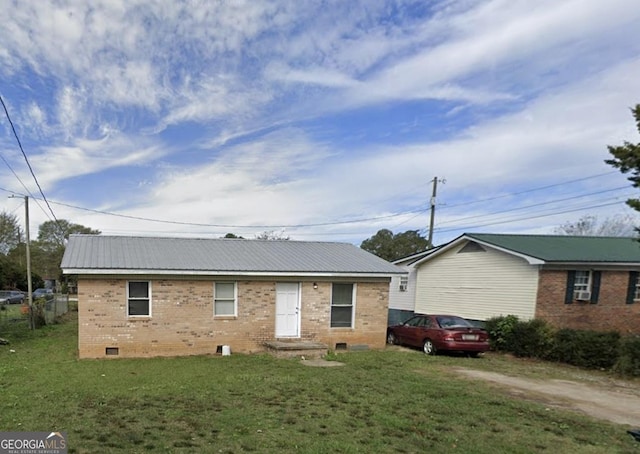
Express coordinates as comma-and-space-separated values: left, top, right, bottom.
467, 352, 480, 358
423, 339, 436, 355
387, 332, 398, 345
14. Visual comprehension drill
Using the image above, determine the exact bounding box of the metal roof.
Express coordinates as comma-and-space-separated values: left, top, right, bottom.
61, 235, 404, 276
466, 233, 640, 263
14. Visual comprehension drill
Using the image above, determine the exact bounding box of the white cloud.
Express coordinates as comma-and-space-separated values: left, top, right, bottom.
344, 0, 640, 108
30, 132, 167, 189
56, 86, 85, 140
1, 0, 639, 244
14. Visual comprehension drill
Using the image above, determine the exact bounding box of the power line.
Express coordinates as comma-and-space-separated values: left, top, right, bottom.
43, 197, 429, 229
439, 171, 619, 210
434, 199, 629, 234
33, 173, 624, 231
0, 94, 60, 227
436, 185, 629, 227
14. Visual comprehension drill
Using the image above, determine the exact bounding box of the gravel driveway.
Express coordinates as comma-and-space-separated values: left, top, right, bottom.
454, 368, 640, 427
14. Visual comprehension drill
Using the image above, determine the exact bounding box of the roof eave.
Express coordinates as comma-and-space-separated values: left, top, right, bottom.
62, 268, 402, 278
543, 261, 640, 268
412, 234, 545, 266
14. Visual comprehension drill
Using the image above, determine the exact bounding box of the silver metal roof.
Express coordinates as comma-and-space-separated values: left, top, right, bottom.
61, 235, 404, 276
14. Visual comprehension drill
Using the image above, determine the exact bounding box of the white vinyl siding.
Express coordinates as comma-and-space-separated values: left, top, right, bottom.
388, 266, 416, 311
415, 242, 538, 320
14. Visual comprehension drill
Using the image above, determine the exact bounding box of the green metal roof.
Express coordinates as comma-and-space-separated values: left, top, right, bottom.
466, 233, 640, 263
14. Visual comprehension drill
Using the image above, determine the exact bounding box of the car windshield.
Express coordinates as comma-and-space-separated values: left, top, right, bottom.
435, 316, 473, 329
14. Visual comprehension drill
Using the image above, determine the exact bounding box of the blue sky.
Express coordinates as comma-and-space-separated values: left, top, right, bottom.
1, 0, 639, 246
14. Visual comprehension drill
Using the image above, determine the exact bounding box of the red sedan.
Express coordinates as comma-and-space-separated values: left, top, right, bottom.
387, 314, 489, 356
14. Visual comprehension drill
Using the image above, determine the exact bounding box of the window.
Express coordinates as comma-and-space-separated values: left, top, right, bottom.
331, 283, 355, 328
128, 281, 151, 317
399, 276, 408, 292
214, 282, 237, 316
565, 270, 600, 304
573, 270, 591, 300
627, 271, 640, 304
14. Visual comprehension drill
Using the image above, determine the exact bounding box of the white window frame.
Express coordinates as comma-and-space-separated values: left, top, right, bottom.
330, 283, 356, 328
214, 282, 237, 317
127, 281, 152, 317
399, 276, 408, 292
634, 275, 640, 302
573, 270, 591, 300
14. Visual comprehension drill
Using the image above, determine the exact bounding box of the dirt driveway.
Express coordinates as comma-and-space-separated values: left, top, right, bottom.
454, 368, 640, 427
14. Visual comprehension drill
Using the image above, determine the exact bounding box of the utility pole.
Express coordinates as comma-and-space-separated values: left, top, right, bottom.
10, 195, 33, 329
25, 196, 33, 329
427, 177, 444, 249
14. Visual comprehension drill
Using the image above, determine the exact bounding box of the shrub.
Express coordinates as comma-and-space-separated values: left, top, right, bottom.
549, 329, 620, 369
485, 315, 519, 351
508, 319, 555, 358
614, 336, 640, 377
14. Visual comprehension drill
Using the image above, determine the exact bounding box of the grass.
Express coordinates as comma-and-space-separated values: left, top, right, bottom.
0, 314, 638, 453
0, 303, 29, 340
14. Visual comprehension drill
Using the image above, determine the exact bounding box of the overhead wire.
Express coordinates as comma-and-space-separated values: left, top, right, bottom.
435, 185, 630, 227
44, 197, 429, 229
19, 172, 624, 232
0, 93, 60, 228
434, 200, 627, 234
439, 170, 619, 210
0, 151, 628, 238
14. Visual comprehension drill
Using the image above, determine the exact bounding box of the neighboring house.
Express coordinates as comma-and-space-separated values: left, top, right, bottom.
60, 235, 403, 359
387, 248, 439, 325
410, 233, 640, 334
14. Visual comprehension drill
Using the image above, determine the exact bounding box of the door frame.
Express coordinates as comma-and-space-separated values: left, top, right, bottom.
275, 282, 301, 338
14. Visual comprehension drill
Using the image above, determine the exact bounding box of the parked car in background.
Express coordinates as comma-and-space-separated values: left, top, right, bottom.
0, 290, 25, 304
33, 288, 54, 301
387, 314, 490, 357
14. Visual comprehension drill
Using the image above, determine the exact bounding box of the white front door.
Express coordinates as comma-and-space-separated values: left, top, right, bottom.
275, 282, 300, 337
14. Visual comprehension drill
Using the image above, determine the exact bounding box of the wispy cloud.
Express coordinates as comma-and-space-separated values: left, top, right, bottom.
0, 0, 638, 242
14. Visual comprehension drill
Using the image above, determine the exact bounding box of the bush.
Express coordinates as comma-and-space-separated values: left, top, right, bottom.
508, 319, 555, 358
549, 329, 620, 369
614, 336, 640, 377
487, 315, 636, 375
485, 315, 519, 351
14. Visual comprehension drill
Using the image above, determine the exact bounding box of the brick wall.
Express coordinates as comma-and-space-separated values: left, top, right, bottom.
536, 269, 640, 334
77, 278, 389, 358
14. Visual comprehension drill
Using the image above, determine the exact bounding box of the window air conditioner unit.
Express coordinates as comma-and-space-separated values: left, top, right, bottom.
575, 291, 591, 301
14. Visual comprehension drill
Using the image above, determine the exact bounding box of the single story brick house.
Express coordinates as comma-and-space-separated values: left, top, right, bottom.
408, 233, 640, 334
61, 235, 403, 359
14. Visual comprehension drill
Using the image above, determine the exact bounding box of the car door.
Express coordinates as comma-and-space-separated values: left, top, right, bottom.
401, 316, 428, 348
394, 316, 417, 345
420, 316, 440, 347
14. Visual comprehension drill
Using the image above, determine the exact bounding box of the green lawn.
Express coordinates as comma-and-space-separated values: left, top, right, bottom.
0, 313, 637, 453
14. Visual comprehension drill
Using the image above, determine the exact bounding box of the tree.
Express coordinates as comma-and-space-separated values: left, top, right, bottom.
32, 220, 100, 285
223, 233, 244, 239
36, 220, 100, 252
254, 230, 290, 240
360, 229, 429, 261
554, 214, 637, 237
0, 211, 22, 256
605, 104, 640, 219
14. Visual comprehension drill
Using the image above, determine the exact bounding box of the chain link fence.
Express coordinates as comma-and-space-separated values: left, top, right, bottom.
44, 294, 70, 325
0, 293, 71, 338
